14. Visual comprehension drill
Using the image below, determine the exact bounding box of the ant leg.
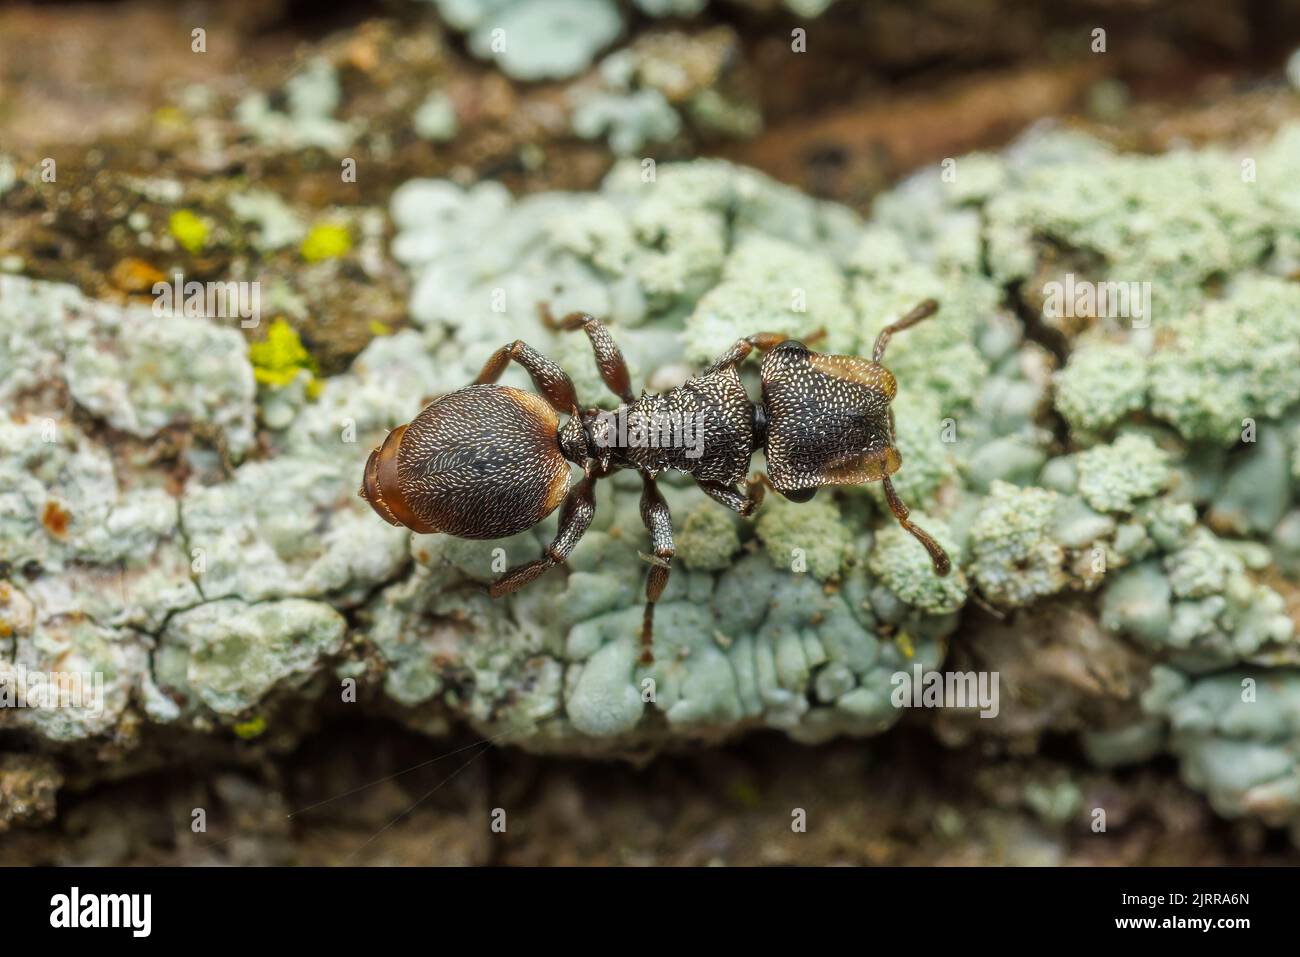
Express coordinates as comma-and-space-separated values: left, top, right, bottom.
880, 475, 951, 576
872, 299, 939, 363
637, 474, 675, 666
539, 305, 635, 403
489, 474, 597, 597
703, 330, 826, 376
703, 334, 788, 375
474, 340, 579, 416
695, 474, 768, 517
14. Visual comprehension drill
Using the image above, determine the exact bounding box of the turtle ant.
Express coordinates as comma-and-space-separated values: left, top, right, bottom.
362, 300, 950, 664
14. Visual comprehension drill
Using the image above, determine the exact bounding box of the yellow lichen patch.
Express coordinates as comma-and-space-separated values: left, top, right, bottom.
152, 106, 188, 130
233, 716, 267, 739
249, 318, 319, 390
300, 222, 351, 262
727, 778, 762, 808
368, 319, 392, 337
169, 210, 210, 254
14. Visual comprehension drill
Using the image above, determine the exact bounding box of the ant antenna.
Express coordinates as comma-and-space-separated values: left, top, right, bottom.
882, 475, 951, 576
873, 299, 939, 364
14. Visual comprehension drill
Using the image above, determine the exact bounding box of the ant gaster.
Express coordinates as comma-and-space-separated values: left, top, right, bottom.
361, 300, 952, 665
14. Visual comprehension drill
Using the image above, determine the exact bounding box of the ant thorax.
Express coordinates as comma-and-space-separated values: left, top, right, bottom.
583, 370, 755, 485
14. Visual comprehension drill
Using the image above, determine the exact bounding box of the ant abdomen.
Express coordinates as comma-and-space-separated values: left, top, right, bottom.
361, 383, 572, 540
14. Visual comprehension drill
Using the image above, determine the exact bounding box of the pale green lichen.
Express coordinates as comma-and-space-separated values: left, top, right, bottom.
1074, 433, 1171, 513
1102, 525, 1294, 669
568, 32, 760, 155
0, 155, 15, 198
1081, 719, 1165, 768
849, 266, 995, 415
1274, 510, 1300, 577
1208, 428, 1292, 536
881, 391, 958, 507
1053, 339, 1148, 434
969, 481, 1066, 608
356, 129, 1300, 775
0, 274, 256, 457
1100, 561, 1172, 648
1166, 528, 1246, 600
413, 91, 458, 141
1023, 776, 1084, 826
228, 190, 307, 251
869, 517, 967, 615
433, 0, 624, 81
1143, 666, 1300, 827
755, 495, 852, 581
572, 88, 681, 155
676, 502, 740, 571
430, 0, 831, 82
686, 88, 762, 140
632, 0, 708, 14
1149, 277, 1300, 446
8, 122, 1300, 841
2, 608, 146, 743
170, 598, 346, 715
235, 57, 357, 152
985, 144, 1289, 320
684, 232, 854, 363
1140, 497, 1198, 552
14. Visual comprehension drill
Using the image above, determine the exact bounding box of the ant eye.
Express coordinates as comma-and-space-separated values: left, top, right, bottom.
783, 487, 817, 503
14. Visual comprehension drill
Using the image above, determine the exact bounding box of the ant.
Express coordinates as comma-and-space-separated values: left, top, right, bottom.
361, 300, 951, 665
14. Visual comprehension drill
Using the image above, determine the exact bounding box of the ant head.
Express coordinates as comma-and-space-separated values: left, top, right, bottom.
360, 384, 572, 539
758, 340, 901, 500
